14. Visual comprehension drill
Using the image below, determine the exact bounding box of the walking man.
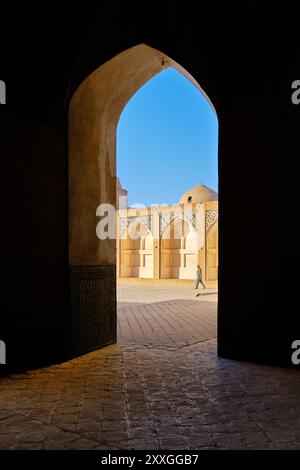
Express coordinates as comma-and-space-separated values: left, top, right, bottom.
194, 264, 206, 292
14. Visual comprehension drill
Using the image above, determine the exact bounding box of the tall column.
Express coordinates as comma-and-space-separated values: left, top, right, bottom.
197, 204, 206, 281
180, 236, 185, 278
152, 208, 160, 279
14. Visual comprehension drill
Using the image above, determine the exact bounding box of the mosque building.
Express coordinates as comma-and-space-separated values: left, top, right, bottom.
116, 180, 218, 286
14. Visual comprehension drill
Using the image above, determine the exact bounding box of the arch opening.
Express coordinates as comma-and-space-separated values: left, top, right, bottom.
69, 44, 216, 265
69, 44, 218, 354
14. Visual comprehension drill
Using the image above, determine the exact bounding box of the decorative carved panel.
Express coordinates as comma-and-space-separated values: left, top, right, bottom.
160, 211, 200, 236
69, 265, 116, 356
205, 210, 218, 231
119, 215, 153, 236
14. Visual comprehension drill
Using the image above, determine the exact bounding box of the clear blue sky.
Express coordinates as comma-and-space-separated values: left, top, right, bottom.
117, 67, 218, 207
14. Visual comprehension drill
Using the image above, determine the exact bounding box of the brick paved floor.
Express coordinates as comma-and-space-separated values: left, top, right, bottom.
117, 285, 217, 349
0, 285, 300, 450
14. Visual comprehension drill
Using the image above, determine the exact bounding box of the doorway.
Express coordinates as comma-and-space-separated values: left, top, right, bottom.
69, 44, 218, 355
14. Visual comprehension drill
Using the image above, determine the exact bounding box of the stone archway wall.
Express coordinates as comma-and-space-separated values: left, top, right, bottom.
2, 4, 292, 371
69, 44, 216, 355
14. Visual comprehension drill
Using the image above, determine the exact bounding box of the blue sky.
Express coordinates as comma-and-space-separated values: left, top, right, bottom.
117, 67, 218, 207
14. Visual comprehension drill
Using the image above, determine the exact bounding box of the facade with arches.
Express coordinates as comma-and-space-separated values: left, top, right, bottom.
117, 184, 218, 285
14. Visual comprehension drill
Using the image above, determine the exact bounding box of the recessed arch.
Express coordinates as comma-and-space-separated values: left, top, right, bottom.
119, 220, 153, 279
160, 217, 197, 280
206, 221, 218, 281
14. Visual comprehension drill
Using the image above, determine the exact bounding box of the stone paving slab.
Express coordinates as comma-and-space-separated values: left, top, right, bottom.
0, 285, 300, 450
118, 299, 216, 349
117, 284, 217, 304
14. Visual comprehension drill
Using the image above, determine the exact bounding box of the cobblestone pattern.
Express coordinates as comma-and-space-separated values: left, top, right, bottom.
118, 299, 216, 349
0, 286, 300, 450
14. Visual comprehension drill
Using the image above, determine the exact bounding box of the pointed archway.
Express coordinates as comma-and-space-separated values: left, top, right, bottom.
69, 44, 217, 356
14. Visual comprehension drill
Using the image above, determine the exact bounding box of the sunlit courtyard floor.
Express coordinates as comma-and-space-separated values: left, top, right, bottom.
117, 284, 217, 349
0, 285, 300, 450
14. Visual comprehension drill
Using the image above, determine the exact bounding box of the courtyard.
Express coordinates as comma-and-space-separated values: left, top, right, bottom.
0, 285, 299, 450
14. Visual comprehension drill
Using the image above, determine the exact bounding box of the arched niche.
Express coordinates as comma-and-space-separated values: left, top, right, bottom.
120, 221, 153, 278
206, 221, 218, 281
161, 217, 197, 279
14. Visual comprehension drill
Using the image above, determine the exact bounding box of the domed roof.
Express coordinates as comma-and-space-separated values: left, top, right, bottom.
179, 184, 218, 204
